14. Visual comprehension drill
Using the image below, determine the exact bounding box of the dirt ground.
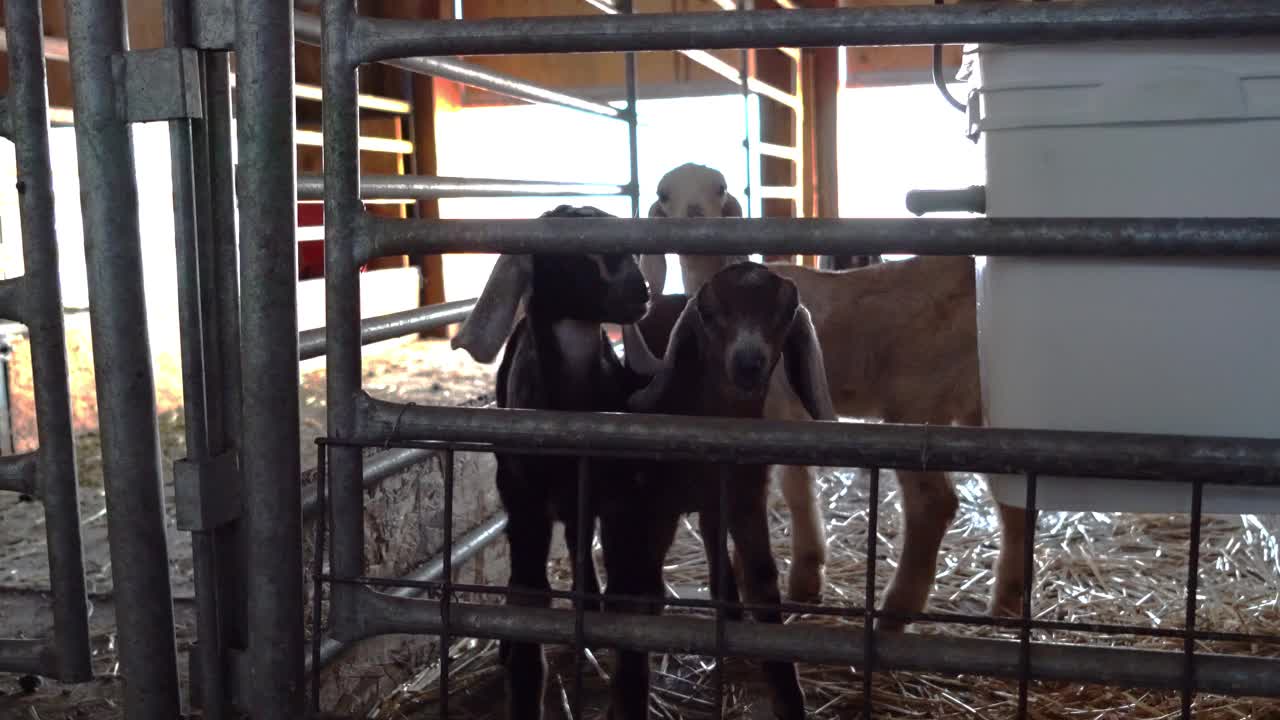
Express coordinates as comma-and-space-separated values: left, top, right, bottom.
0, 338, 495, 719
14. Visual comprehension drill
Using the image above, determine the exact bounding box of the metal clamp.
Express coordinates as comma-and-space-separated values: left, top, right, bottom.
174, 450, 241, 532
965, 87, 983, 143
191, 0, 235, 51
112, 48, 204, 123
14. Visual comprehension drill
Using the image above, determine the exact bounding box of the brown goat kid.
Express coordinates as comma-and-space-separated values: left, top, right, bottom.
612, 261, 838, 720
639, 161, 1026, 627
765, 255, 1029, 628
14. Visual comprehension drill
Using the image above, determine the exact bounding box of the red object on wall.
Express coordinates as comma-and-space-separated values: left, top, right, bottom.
297, 203, 369, 280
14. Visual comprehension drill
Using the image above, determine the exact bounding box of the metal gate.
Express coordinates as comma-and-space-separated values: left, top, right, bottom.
0, 0, 91, 687
314, 2, 1280, 720
7, 1, 1280, 719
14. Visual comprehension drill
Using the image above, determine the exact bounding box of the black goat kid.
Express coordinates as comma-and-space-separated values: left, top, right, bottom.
451, 205, 650, 720
609, 261, 837, 720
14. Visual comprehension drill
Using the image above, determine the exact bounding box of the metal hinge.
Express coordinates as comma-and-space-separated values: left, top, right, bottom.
111, 48, 204, 123
174, 450, 241, 532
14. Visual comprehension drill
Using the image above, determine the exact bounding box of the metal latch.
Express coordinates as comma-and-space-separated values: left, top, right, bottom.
112, 48, 204, 123
174, 450, 241, 532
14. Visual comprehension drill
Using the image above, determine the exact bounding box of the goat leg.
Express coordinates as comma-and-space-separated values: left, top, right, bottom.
990, 496, 1033, 618
877, 470, 959, 632
564, 512, 603, 612
698, 511, 744, 621
499, 508, 555, 720
728, 479, 806, 720
776, 463, 827, 603
600, 507, 680, 720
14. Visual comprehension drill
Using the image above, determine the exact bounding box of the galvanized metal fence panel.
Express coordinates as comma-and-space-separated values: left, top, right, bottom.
311, 3, 1280, 720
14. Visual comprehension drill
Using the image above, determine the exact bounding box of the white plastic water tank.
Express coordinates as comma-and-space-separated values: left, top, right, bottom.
970, 38, 1280, 514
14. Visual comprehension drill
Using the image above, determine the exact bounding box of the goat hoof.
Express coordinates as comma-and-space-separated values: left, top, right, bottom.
786, 564, 824, 605
771, 697, 807, 720
873, 615, 907, 633
988, 597, 1021, 619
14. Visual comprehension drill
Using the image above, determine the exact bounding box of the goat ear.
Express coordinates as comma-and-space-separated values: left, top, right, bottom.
622, 324, 664, 376
451, 254, 533, 364
628, 301, 699, 413
647, 201, 667, 218
721, 192, 743, 218
782, 305, 837, 421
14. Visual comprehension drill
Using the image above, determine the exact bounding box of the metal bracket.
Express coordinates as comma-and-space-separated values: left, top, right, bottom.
966, 87, 983, 144
111, 48, 204, 124
192, 0, 236, 51
174, 450, 241, 531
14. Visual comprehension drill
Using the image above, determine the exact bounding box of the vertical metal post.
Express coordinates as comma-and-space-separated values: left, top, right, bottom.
861, 467, 880, 719
201, 51, 249, 654
235, 0, 304, 715
440, 450, 455, 718
1181, 479, 1205, 718
322, 0, 366, 637
0, 334, 14, 457
165, 0, 231, 715
64, 1, 182, 715
620, 0, 640, 219
6, 0, 91, 682
738, 1, 754, 219
1016, 473, 1038, 718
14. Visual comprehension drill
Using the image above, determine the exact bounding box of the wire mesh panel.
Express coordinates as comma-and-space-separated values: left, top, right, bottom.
304, 2, 1280, 719
0, 0, 92, 684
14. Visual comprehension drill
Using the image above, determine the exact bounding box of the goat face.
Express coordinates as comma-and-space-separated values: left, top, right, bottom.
696, 262, 798, 399
625, 261, 837, 422
451, 205, 651, 365
648, 162, 742, 219
534, 252, 650, 326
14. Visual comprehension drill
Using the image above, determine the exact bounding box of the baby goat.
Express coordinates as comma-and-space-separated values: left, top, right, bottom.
638, 162, 745, 295
451, 205, 650, 720
642, 163, 1025, 626
765, 256, 1030, 628
608, 261, 837, 720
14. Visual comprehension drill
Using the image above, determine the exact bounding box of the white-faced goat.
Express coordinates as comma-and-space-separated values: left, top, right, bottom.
450, 205, 651, 720
638, 162, 745, 295
610, 261, 837, 720
644, 163, 1027, 629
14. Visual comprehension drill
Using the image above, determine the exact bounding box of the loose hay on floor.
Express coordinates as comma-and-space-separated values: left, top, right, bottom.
371, 466, 1280, 719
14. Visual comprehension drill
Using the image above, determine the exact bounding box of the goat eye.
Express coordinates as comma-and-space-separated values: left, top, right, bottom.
657, 191, 670, 204
717, 184, 726, 196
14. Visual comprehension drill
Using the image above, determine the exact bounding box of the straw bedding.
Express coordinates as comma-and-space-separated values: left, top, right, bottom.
370, 466, 1280, 719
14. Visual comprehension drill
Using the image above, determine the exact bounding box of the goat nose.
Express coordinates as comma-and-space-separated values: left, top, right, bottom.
685, 203, 705, 218
731, 348, 767, 390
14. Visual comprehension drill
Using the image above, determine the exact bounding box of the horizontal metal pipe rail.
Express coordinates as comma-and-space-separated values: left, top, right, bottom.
296, 174, 629, 201
295, 128, 412, 154
352, 1, 1280, 59
295, 11, 623, 120
579, 0, 800, 109
328, 587, 1280, 699
298, 298, 475, 361
355, 216, 1280, 264
352, 397, 1280, 484
0, 28, 411, 116
0, 451, 36, 496
306, 513, 508, 671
